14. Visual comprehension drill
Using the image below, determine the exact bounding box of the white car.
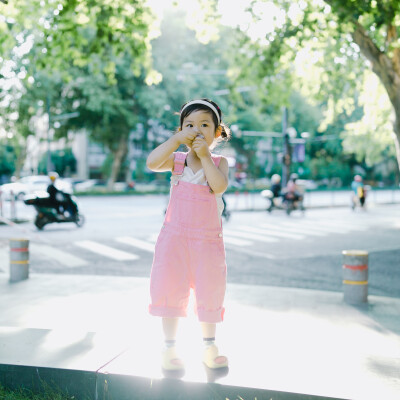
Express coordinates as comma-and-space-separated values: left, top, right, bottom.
0, 175, 73, 200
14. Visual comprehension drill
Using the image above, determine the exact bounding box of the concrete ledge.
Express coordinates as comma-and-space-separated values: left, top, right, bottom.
0, 365, 96, 399
0, 363, 346, 400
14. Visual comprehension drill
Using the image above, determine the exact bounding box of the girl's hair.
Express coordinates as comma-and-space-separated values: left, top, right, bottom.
179, 98, 231, 143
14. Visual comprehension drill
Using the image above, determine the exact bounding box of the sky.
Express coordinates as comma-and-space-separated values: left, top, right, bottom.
146, 0, 281, 41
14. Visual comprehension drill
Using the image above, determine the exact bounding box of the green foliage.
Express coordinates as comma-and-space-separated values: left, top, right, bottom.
0, 144, 16, 176
0, 383, 75, 400
1, 0, 156, 182
38, 148, 77, 176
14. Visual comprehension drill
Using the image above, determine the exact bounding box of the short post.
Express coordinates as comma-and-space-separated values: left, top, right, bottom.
9, 238, 30, 283
342, 250, 368, 304
10, 190, 16, 220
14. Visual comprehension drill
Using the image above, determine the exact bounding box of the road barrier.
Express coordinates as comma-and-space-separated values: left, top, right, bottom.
342, 250, 368, 304
9, 238, 30, 283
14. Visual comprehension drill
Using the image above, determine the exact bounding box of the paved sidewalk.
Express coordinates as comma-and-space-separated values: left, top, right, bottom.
0, 272, 399, 399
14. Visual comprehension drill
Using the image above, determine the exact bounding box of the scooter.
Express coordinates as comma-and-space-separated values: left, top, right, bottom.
260, 189, 284, 213
24, 192, 85, 230
261, 189, 305, 215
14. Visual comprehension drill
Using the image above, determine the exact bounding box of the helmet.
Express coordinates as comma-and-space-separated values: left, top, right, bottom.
49, 171, 59, 181
271, 174, 281, 184
354, 175, 362, 182
290, 173, 298, 181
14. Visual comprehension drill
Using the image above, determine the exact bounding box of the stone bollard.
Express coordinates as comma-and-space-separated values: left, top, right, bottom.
9, 238, 30, 283
342, 250, 368, 304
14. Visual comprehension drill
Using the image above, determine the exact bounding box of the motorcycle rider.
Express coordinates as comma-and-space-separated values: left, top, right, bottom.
47, 172, 65, 217
283, 173, 303, 207
270, 174, 282, 199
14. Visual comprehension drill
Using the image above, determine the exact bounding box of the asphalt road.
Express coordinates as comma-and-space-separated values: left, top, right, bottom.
0, 195, 399, 297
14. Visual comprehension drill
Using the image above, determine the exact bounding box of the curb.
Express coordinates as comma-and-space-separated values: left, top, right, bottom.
0, 363, 346, 400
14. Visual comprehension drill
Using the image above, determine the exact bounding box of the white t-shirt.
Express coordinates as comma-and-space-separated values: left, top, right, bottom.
170, 167, 224, 220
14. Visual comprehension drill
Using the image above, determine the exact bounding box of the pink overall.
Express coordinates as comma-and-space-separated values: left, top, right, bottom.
149, 152, 227, 323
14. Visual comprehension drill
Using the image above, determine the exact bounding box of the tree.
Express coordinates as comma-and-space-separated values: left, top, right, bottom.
226, 0, 400, 176
1, 0, 157, 186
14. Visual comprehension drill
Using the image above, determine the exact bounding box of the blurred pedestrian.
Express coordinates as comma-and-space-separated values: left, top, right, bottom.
146, 98, 231, 373
351, 174, 366, 209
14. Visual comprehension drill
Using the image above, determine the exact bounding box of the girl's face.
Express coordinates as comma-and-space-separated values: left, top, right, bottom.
182, 110, 219, 147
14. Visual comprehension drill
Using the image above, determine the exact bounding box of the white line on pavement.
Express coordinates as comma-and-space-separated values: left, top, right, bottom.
74, 240, 139, 261
223, 230, 279, 243
280, 222, 351, 234
31, 243, 89, 268
259, 223, 326, 236
0, 247, 8, 272
223, 236, 253, 246
226, 246, 277, 259
238, 226, 305, 240
115, 237, 155, 253
147, 234, 159, 243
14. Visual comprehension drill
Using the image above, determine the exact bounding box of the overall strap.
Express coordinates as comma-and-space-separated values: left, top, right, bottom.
172, 152, 188, 175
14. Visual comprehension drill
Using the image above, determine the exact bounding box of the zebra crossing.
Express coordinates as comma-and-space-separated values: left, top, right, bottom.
22, 216, 390, 269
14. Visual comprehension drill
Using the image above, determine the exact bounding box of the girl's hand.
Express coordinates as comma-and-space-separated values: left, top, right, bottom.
175, 127, 197, 147
192, 134, 210, 159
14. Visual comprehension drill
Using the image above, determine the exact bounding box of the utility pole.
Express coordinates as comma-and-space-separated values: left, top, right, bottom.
45, 93, 79, 174
46, 95, 53, 174
282, 107, 291, 187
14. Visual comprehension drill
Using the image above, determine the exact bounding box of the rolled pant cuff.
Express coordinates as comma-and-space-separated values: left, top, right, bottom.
149, 304, 187, 318
197, 307, 225, 323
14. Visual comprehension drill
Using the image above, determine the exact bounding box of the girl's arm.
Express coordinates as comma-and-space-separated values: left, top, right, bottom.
146, 136, 179, 172
146, 128, 198, 172
191, 136, 228, 194
201, 155, 229, 194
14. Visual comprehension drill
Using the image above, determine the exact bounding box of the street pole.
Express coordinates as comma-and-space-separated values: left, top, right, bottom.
46, 95, 52, 174
282, 107, 291, 187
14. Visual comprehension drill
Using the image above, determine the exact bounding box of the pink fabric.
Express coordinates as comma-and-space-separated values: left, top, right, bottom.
172, 152, 221, 175
172, 152, 187, 175
149, 164, 227, 323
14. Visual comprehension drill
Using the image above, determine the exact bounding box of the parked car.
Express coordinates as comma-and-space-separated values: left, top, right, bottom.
0, 175, 73, 200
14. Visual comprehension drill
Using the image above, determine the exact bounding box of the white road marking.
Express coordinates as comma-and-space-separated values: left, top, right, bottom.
31, 243, 88, 268
280, 221, 351, 234
317, 220, 367, 230
223, 236, 253, 246
0, 247, 8, 272
260, 223, 326, 237
223, 230, 278, 243
74, 240, 139, 261
147, 234, 159, 243
238, 226, 305, 240
226, 246, 277, 259
115, 237, 155, 252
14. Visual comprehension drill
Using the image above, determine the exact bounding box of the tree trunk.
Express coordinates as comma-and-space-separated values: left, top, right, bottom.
393, 111, 400, 185
14, 143, 27, 179
351, 21, 400, 174
107, 135, 128, 190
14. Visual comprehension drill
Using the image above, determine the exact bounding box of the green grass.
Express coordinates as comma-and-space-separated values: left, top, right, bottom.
0, 384, 75, 400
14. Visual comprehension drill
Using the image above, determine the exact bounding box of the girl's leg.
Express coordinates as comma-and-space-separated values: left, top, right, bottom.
162, 317, 184, 370
201, 322, 228, 368
163, 317, 179, 340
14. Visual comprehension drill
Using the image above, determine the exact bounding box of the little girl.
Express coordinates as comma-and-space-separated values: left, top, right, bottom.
146, 98, 231, 372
